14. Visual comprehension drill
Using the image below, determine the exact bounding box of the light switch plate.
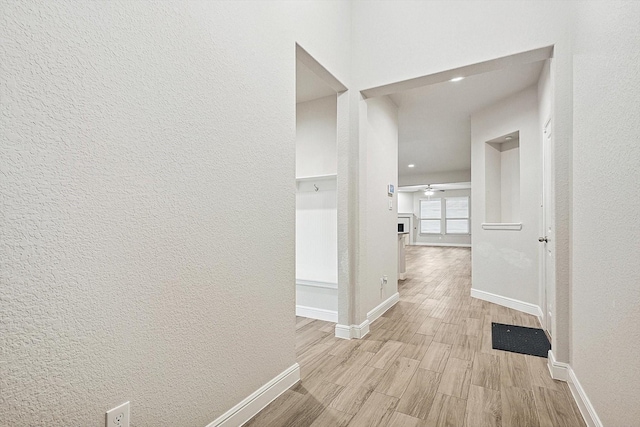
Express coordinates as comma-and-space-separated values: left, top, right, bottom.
388, 199, 393, 210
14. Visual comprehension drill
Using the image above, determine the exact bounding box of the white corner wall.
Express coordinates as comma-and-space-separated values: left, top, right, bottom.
0, 2, 351, 426
471, 87, 540, 307
296, 95, 338, 178
571, 1, 640, 425
358, 96, 398, 323
397, 192, 413, 214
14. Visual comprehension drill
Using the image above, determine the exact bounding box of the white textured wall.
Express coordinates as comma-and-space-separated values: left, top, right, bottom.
0, 1, 351, 426
572, 1, 640, 424
397, 192, 414, 214
296, 184, 337, 284
358, 96, 398, 321
471, 87, 540, 305
296, 95, 338, 178
500, 145, 520, 223
484, 144, 503, 223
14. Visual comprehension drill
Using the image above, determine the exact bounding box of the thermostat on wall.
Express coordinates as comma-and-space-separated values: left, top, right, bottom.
387, 184, 395, 196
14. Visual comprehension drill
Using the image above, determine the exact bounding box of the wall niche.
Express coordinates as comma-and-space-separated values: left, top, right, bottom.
484, 131, 520, 224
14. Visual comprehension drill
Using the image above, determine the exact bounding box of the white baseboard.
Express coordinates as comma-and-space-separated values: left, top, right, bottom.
399, 272, 406, 280
547, 351, 602, 427
335, 324, 351, 339
411, 242, 471, 248
547, 350, 569, 381
335, 319, 370, 339
470, 288, 543, 323
352, 319, 370, 338
367, 292, 400, 324
335, 292, 398, 340
207, 363, 300, 427
567, 365, 603, 427
295, 305, 338, 323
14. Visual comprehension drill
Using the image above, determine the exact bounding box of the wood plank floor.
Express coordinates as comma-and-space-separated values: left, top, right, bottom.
246, 246, 585, 427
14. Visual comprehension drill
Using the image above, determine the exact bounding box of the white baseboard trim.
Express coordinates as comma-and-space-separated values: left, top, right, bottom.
367, 292, 400, 324
207, 363, 300, 427
399, 272, 406, 280
470, 288, 543, 322
335, 293, 398, 340
352, 319, 370, 339
547, 350, 569, 381
295, 305, 338, 323
335, 319, 370, 339
547, 351, 603, 427
567, 366, 603, 427
411, 242, 471, 248
335, 324, 351, 340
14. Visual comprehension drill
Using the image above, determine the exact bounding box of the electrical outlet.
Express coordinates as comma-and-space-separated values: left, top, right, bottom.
106, 402, 130, 427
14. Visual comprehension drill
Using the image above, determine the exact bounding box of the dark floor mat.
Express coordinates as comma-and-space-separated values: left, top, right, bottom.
492, 322, 550, 358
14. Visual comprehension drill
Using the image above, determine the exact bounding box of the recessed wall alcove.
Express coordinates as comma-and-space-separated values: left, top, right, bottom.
483, 130, 521, 229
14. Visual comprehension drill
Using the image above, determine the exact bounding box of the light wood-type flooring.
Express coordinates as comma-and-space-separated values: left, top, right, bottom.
246, 246, 585, 427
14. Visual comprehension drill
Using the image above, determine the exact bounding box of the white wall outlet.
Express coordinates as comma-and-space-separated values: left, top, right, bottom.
106, 402, 130, 427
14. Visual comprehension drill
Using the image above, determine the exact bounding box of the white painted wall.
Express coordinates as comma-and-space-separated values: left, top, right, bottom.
296, 183, 337, 284
471, 87, 540, 306
500, 143, 520, 223
410, 190, 471, 247
484, 144, 503, 223
296, 95, 338, 178
0, 1, 351, 426
358, 96, 398, 322
397, 192, 414, 214
571, 2, 640, 424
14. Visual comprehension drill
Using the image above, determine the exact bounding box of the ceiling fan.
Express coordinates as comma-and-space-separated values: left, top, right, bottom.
424, 185, 445, 196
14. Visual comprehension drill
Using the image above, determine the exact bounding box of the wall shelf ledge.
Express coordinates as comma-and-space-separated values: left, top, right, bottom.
295, 173, 337, 182
481, 222, 522, 231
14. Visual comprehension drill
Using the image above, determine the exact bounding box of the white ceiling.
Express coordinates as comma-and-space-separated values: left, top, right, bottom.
296, 59, 336, 103
391, 60, 545, 180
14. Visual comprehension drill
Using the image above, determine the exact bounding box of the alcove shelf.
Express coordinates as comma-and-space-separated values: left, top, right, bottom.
481, 222, 523, 231
295, 173, 337, 182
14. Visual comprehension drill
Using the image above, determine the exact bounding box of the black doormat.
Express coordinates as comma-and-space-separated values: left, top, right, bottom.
492, 323, 550, 358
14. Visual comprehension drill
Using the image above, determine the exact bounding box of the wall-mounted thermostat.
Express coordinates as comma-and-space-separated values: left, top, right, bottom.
387, 184, 395, 196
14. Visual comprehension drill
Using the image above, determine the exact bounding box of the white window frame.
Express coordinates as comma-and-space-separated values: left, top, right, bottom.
444, 196, 470, 235
419, 198, 442, 235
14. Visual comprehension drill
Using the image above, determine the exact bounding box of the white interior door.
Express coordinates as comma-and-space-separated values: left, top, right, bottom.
540, 117, 555, 335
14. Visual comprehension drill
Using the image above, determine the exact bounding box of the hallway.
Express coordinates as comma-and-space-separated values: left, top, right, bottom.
246, 246, 584, 426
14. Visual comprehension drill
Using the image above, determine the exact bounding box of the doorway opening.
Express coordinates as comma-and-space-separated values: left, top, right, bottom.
294, 45, 346, 327
362, 46, 555, 337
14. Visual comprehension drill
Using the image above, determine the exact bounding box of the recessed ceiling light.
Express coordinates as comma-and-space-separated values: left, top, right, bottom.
408, 164, 415, 168
505, 136, 513, 141
450, 77, 464, 82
